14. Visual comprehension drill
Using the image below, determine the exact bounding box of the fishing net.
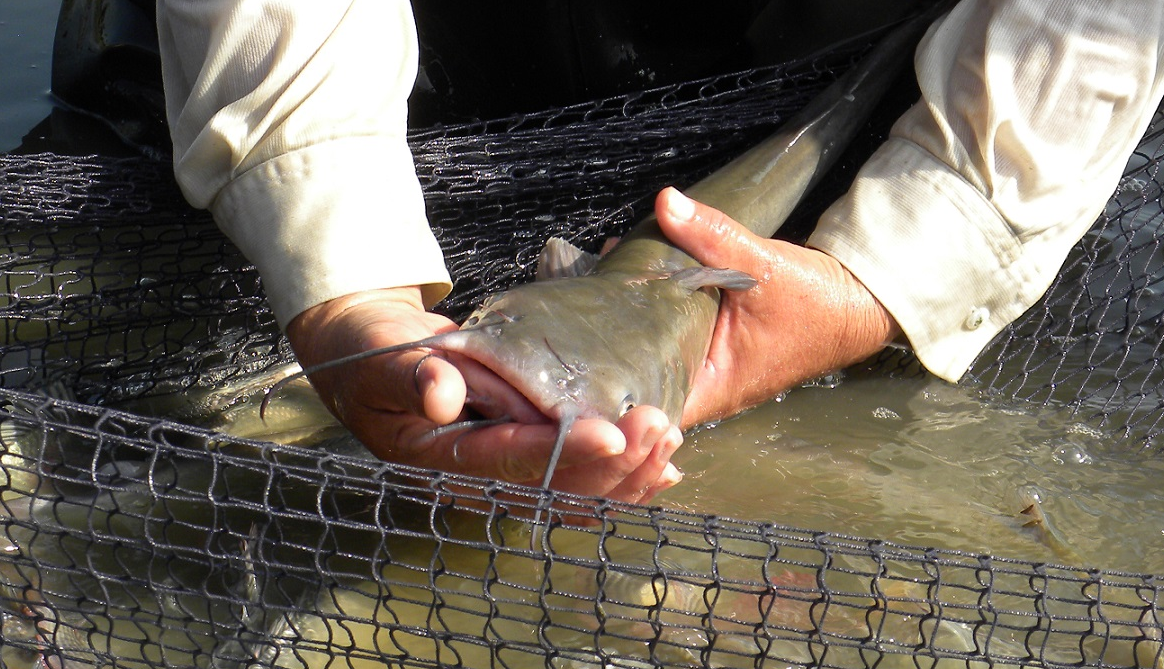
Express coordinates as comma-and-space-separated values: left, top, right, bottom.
2, 12, 1164, 669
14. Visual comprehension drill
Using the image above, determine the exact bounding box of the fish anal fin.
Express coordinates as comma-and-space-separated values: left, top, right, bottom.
536, 237, 599, 280
670, 266, 757, 292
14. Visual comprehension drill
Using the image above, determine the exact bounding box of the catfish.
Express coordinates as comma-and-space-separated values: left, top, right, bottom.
264, 5, 948, 505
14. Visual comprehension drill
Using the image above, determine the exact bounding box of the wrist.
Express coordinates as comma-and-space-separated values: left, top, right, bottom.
791, 242, 901, 371
831, 258, 902, 366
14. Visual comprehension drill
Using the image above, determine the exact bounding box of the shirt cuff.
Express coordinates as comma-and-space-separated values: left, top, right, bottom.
808, 138, 1061, 382
211, 135, 452, 329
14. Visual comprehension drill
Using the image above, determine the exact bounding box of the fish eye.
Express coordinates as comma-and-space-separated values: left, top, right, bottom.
618, 394, 636, 417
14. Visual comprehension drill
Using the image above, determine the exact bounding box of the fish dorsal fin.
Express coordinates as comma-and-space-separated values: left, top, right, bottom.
536, 237, 599, 280
669, 266, 757, 292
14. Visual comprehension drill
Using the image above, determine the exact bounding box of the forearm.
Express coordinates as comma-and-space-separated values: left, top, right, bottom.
157, 0, 451, 328
810, 0, 1164, 381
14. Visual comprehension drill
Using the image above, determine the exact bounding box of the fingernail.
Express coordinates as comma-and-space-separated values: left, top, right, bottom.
661, 463, 683, 486
666, 188, 696, 222
661, 426, 684, 459
605, 436, 627, 457
667, 425, 683, 449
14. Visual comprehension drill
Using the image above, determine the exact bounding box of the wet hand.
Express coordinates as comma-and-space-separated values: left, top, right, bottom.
285, 287, 682, 506
654, 187, 901, 427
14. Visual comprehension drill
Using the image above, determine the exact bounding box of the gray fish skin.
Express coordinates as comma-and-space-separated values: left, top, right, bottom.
121, 362, 344, 445
274, 6, 946, 490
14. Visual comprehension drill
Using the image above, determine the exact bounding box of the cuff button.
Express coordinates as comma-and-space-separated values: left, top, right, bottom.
964, 307, 990, 330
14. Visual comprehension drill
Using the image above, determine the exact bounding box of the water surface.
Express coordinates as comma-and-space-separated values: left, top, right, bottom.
665, 372, 1164, 574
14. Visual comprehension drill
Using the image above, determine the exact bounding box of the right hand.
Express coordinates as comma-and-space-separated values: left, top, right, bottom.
284, 286, 683, 507
654, 187, 901, 425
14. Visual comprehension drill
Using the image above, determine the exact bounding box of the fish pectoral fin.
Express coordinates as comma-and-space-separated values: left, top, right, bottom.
669, 266, 758, 292
536, 237, 600, 280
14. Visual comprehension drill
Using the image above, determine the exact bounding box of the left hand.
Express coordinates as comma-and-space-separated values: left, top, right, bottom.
285, 286, 683, 508
654, 187, 902, 427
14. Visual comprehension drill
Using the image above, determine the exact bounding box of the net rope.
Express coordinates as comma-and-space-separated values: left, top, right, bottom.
0, 26, 1163, 669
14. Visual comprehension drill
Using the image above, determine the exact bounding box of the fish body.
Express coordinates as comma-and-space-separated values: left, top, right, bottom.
121, 362, 343, 445
455, 265, 753, 426
269, 6, 948, 491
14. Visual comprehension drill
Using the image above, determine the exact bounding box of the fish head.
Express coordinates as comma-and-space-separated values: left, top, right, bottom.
449, 277, 691, 427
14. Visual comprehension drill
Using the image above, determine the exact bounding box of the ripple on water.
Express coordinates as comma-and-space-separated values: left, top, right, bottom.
667, 374, 1164, 573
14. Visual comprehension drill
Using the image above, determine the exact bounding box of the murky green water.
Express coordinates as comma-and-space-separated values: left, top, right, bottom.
85, 363, 1159, 669
668, 372, 1164, 573
146, 355, 1164, 577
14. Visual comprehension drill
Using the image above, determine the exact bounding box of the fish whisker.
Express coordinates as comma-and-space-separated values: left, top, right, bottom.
421, 417, 511, 443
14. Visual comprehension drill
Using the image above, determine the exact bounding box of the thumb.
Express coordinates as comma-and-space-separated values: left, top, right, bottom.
379, 350, 467, 425
285, 289, 469, 427
654, 187, 767, 273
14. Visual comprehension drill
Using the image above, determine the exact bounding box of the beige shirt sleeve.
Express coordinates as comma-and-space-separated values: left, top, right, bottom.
157, 0, 452, 329
810, 0, 1164, 382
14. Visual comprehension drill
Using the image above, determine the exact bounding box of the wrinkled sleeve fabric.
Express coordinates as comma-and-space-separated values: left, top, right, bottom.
809, 0, 1164, 382
156, 0, 451, 329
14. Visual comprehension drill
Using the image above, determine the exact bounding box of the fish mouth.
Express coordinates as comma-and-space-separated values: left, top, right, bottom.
443, 352, 555, 426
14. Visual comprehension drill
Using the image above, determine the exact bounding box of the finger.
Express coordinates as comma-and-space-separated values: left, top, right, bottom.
356, 349, 466, 426
406, 418, 627, 483
412, 353, 469, 425
654, 186, 769, 272
603, 424, 684, 505
546, 406, 671, 498
640, 461, 684, 502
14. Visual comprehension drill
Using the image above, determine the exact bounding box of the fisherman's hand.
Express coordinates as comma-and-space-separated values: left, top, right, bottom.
286, 287, 682, 506
654, 187, 901, 426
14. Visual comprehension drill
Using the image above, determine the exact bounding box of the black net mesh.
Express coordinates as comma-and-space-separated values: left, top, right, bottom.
2, 25, 1164, 669
1, 394, 1163, 669
962, 125, 1164, 445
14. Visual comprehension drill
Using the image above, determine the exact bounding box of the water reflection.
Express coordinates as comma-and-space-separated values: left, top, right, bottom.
669, 371, 1164, 574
